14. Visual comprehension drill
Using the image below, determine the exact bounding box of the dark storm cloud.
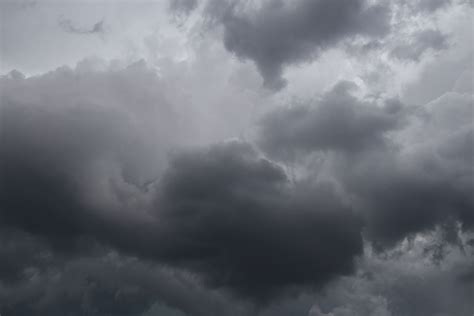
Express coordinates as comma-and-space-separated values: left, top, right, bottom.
390, 29, 449, 61
0, 130, 363, 301
258, 82, 406, 161
0, 64, 222, 315
0, 62, 175, 250
58, 17, 104, 35
152, 141, 362, 299
0, 67, 363, 305
206, 0, 391, 90
0, 232, 240, 316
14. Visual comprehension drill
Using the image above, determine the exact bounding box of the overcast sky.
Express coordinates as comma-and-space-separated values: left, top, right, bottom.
1, 0, 473, 315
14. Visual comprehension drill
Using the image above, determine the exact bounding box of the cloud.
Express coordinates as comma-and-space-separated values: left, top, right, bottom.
205, 0, 390, 90
390, 29, 449, 61
258, 82, 406, 161
0, 65, 362, 304
152, 141, 362, 299
407, 0, 452, 12
257, 80, 473, 249
0, 231, 242, 316
58, 17, 104, 35
311, 233, 474, 316
1, 0, 473, 314
0, 60, 177, 258
169, 0, 199, 16
335, 91, 474, 248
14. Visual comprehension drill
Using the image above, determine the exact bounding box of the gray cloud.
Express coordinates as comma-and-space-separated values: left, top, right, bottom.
0, 66, 362, 306
258, 81, 473, 249
258, 82, 406, 161
59, 17, 104, 35
206, 0, 390, 90
152, 141, 362, 299
408, 0, 452, 12
1, 1, 473, 312
336, 91, 474, 248
390, 29, 449, 61
312, 234, 474, 316
169, 0, 199, 16
0, 231, 242, 316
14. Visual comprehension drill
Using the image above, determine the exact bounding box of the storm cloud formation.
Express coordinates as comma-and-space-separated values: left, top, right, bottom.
1, 0, 473, 315
1, 64, 362, 306
207, 0, 390, 89
153, 141, 362, 299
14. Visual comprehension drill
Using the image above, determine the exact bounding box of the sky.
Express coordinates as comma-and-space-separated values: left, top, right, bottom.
0, 0, 473, 315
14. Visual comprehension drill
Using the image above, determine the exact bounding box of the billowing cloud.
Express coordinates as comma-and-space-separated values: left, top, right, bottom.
152, 141, 362, 299
258, 82, 406, 161
1, 0, 473, 314
206, 0, 391, 90
311, 232, 474, 316
0, 64, 362, 307
258, 80, 473, 249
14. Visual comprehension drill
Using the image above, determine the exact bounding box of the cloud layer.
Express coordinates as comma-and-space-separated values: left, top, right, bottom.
1, 0, 473, 315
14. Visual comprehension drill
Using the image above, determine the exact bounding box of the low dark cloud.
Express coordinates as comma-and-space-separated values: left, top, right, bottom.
153, 141, 362, 299
0, 231, 240, 316
206, 0, 390, 90
0, 67, 363, 308
0, 131, 363, 301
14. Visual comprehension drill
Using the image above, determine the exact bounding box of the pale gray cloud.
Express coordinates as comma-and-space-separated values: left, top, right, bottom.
390, 29, 449, 61
58, 17, 105, 35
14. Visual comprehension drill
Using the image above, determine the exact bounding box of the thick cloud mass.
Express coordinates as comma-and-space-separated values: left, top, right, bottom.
0, 67, 362, 305
1, 1, 473, 314
0, 230, 240, 316
154, 141, 362, 298
207, 0, 390, 90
